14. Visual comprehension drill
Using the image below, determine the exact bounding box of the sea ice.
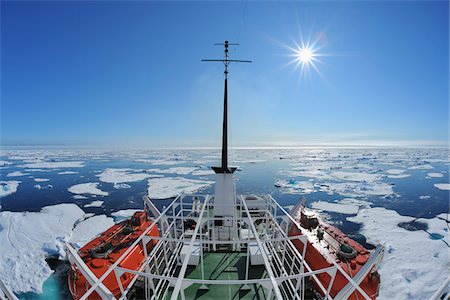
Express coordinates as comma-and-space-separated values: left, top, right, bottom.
427, 172, 444, 178
70, 215, 114, 249
111, 209, 141, 222
6, 171, 29, 177
68, 183, 108, 196
311, 201, 359, 214
73, 195, 88, 200
57, 171, 78, 175
34, 178, 50, 182
348, 208, 449, 299
20, 161, 85, 169
408, 164, 434, 170
419, 195, 431, 200
0, 160, 12, 167
191, 169, 215, 176
113, 183, 131, 189
0, 204, 85, 293
317, 181, 394, 198
97, 168, 160, 183
274, 179, 315, 194
434, 183, 450, 191
0, 180, 20, 198
385, 169, 406, 175
387, 174, 410, 179
147, 177, 213, 199
330, 171, 382, 183
83, 200, 104, 207
147, 167, 198, 175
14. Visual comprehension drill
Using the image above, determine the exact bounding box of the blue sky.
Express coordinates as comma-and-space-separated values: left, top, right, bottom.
1, 1, 448, 148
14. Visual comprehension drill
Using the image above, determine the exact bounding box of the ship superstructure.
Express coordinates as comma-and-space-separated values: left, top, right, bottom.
63, 41, 385, 300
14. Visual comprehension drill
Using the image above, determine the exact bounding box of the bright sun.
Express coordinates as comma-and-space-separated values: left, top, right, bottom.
283, 33, 326, 79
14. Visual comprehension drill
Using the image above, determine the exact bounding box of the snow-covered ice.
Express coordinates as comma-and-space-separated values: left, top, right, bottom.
192, 169, 215, 176
147, 167, 198, 175
434, 183, 450, 191
97, 168, 160, 183
113, 183, 131, 189
6, 171, 29, 177
83, 200, 104, 207
69, 215, 114, 249
72, 195, 88, 200
147, 177, 214, 199
330, 171, 381, 183
68, 183, 108, 196
0, 204, 84, 293
348, 208, 449, 299
274, 179, 315, 194
34, 178, 50, 182
57, 171, 78, 175
385, 169, 406, 175
20, 161, 85, 169
311, 201, 360, 214
0, 180, 20, 198
427, 172, 444, 178
111, 209, 141, 222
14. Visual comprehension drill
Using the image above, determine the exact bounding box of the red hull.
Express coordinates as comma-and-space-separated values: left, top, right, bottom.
68, 211, 159, 299
289, 207, 380, 299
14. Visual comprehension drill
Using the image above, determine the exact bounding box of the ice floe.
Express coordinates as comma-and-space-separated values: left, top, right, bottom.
192, 169, 215, 176
419, 195, 431, 200
147, 167, 198, 175
57, 171, 78, 175
330, 171, 382, 183
427, 172, 444, 178
310, 198, 370, 214
0, 160, 12, 167
111, 209, 141, 222
34, 178, 50, 182
83, 200, 104, 207
70, 215, 114, 249
409, 164, 434, 170
317, 181, 394, 198
97, 168, 160, 184
434, 183, 450, 191
72, 195, 88, 200
6, 171, 29, 177
20, 161, 85, 169
385, 169, 406, 175
68, 183, 108, 196
274, 179, 315, 194
0, 180, 20, 197
0, 204, 84, 293
33, 184, 53, 190
147, 177, 214, 199
113, 183, 131, 189
347, 207, 449, 299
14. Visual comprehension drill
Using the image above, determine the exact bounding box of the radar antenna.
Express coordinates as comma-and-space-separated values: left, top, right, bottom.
202, 41, 251, 173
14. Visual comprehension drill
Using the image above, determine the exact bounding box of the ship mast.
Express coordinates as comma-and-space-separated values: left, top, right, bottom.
202, 41, 251, 173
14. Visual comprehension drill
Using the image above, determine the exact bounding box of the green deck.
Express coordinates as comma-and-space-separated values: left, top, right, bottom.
168, 252, 267, 299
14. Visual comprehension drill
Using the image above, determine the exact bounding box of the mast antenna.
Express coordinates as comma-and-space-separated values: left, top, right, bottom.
202, 41, 251, 173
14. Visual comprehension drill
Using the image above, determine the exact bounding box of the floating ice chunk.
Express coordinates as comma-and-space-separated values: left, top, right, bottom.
111, 209, 141, 222
34, 178, 50, 182
147, 167, 198, 175
311, 201, 359, 214
69, 215, 114, 249
419, 195, 431, 200
0, 160, 12, 167
73, 195, 88, 200
434, 183, 450, 191
408, 164, 434, 170
427, 172, 443, 178
192, 169, 215, 176
147, 177, 213, 199
33, 184, 51, 190
348, 208, 449, 299
387, 174, 410, 179
317, 181, 394, 197
385, 169, 406, 175
0, 204, 85, 293
84, 200, 104, 207
330, 171, 382, 183
68, 183, 108, 196
97, 168, 160, 184
274, 179, 315, 194
113, 183, 131, 189
134, 158, 183, 165
6, 171, 29, 177
20, 161, 84, 169
0, 180, 20, 198
57, 171, 78, 175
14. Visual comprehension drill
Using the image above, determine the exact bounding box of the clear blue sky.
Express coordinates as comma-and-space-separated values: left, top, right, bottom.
1, 1, 448, 148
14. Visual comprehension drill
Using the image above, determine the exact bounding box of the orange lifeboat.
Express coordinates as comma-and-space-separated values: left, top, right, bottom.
68, 211, 159, 299
289, 205, 381, 299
